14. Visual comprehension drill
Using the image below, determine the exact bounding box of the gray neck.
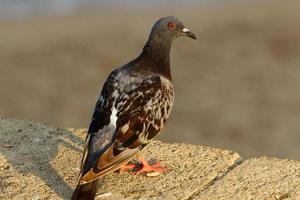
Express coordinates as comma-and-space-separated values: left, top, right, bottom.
137, 36, 172, 80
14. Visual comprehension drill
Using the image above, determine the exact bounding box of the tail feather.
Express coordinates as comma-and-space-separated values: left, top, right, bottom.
71, 180, 98, 200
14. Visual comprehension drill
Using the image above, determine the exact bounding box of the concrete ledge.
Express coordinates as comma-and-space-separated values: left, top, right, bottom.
196, 157, 300, 200
0, 118, 299, 199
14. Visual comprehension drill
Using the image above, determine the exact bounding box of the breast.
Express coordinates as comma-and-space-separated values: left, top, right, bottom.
113, 75, 174, 146
140, 76, 174, 141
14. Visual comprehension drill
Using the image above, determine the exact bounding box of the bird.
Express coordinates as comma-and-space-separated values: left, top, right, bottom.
72, 16, 196, 200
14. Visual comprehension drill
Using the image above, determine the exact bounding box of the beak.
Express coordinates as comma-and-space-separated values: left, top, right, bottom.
182, 28, 197, 40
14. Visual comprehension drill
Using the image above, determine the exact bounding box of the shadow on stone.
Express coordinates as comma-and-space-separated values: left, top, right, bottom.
0, 118, 84, 199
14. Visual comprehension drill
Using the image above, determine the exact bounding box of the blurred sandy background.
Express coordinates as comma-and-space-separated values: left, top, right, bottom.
0, 0, 299, 159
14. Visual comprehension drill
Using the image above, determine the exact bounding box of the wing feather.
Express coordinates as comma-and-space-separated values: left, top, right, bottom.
80, 146, 139, 184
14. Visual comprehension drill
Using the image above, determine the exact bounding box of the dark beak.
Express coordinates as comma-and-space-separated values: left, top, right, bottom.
186, 31, 197, 40
182, 28, 197, 40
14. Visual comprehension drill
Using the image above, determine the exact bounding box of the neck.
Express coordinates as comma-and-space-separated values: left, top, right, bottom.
136, 37, 172, 80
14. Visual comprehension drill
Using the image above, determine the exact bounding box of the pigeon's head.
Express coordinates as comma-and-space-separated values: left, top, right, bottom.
148, 16, 197, 42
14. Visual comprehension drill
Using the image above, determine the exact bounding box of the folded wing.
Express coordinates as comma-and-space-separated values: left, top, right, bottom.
79, 72, 174, 184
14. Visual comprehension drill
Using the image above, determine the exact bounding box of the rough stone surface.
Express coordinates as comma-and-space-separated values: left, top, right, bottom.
195, 157, 300, 200
0, 118, 84, 200
0, 118, 299, 200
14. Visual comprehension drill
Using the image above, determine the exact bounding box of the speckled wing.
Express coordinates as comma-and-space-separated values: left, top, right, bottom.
79, 71, 174, 184
77, 70, 118, 179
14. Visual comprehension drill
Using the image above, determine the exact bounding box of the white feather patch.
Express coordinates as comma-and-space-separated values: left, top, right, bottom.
110, 107, 118, 128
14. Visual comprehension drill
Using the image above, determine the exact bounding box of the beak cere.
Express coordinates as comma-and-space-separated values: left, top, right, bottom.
182, 28, 190, 33
182, 27, 197, 40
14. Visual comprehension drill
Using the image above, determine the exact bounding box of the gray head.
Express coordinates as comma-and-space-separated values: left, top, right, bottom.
137, 16, 196, 79
148, 16, 196, 44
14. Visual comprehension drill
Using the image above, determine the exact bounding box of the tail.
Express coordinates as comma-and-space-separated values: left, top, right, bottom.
71, 180, 98, 200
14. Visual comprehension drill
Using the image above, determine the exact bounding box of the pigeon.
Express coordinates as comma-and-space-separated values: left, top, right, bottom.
72, 16, 196, 200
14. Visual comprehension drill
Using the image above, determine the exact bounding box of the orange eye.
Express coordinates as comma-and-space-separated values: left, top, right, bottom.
167, 22, 176, 30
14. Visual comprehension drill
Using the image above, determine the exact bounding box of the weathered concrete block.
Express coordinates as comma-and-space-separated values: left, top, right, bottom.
0, 118, 299, 200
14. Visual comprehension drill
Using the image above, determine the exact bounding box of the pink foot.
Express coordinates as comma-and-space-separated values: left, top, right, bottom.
117, 163, 136, 174
135, 157, 167, 175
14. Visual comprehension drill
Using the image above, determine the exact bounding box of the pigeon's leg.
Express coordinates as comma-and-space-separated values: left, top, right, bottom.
135, 155, 167, 175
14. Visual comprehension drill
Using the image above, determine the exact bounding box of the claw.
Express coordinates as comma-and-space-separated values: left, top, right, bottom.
135, 157, 167, 175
